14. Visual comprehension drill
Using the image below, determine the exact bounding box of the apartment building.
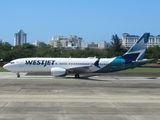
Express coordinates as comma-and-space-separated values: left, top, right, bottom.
14, 29, 27, 46
48, 35, 82, 48
122, 33, 160, 47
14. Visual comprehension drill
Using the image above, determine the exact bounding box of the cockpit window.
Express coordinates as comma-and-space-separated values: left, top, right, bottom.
10, 62, 15, 64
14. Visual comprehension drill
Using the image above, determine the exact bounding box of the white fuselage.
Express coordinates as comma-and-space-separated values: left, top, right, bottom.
3, 57, 115, 73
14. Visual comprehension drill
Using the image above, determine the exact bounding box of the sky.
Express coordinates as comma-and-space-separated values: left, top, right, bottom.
0, 0, 160, 45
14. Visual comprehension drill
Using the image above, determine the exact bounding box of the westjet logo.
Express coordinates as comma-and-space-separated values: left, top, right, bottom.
25, 60, 55, 67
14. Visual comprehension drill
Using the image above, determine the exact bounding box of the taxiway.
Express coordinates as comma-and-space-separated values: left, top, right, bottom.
0, 72, 160, 120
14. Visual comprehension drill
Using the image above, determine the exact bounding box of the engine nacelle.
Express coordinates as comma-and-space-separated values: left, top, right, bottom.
51, 67, 67, 77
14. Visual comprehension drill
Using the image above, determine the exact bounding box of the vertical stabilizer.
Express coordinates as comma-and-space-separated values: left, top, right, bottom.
122, 33, 150, 61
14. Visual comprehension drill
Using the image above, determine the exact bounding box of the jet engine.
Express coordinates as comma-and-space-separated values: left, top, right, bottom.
51, 67, 67, 77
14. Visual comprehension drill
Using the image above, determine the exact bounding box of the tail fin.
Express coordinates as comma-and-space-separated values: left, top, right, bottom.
122, 33, 150, 61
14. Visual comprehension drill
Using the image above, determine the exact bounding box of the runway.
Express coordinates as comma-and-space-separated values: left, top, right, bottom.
0, 72, 160, 120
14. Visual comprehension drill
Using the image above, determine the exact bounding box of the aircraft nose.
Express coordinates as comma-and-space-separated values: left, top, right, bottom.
3, 64, 10, 70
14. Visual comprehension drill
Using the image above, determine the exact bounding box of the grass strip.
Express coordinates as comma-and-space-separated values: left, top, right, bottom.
123, 67, 160, 72
0, 67, 9, 72
0, 67, 160, 72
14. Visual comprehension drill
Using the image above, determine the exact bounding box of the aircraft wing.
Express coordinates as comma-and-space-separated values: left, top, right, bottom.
64, 58, 100, 73
64, 65, 91, 73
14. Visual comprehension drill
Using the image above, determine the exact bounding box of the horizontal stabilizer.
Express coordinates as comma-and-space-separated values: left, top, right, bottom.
131, 59, 154, 68
132, 59, 154, 63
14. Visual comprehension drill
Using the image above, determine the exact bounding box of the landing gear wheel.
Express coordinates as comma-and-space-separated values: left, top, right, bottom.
75, 73, 79, 78
17, 73, 20, 78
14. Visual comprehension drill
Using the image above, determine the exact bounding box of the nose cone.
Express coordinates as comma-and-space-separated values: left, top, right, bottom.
3, 64, 10, 71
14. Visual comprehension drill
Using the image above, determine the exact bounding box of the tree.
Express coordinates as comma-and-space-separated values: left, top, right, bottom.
37, 42, 47, 48
0, 43, 12, 61
110, 34, 126, 56
145, 45, 160, 62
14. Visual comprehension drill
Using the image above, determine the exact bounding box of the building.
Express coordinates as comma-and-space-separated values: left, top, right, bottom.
0, 39, 4, 44
14, 29, 27, 46
48, 35, 82, 48
48, 35, 110, 49
122, 33, 139, 47
0, 39, 9, 44
33, 40, 41, 46
122, 33, 160, 47
81, 41, 109, 49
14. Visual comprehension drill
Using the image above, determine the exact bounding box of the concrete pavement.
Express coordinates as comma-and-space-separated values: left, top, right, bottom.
0, 72, 160, 120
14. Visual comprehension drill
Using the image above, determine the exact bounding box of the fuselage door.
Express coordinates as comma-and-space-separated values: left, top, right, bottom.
19, 60, 25, 72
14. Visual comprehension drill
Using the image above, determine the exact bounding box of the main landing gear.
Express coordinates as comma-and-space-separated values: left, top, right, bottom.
75, 73, 80, 78
17, 73, 20, 78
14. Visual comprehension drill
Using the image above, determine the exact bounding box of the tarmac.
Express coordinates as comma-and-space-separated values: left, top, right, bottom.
0, 72, 160, 120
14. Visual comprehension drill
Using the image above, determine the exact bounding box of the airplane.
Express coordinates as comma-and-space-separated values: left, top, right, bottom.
3, 33, 151, 78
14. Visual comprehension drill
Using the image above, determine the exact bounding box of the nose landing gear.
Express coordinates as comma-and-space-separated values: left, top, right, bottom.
17, 73, 20, 78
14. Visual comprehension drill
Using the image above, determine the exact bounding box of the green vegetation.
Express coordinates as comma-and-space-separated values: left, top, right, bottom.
123, 67, 160, 72
0, 34, 160, 63
0, 67, 9, 72
1, 67, 160, 72
1, 34, 160, 72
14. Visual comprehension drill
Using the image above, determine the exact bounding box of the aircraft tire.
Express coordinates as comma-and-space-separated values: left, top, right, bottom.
17, 73, 20, 78
75, 73, 79, 78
